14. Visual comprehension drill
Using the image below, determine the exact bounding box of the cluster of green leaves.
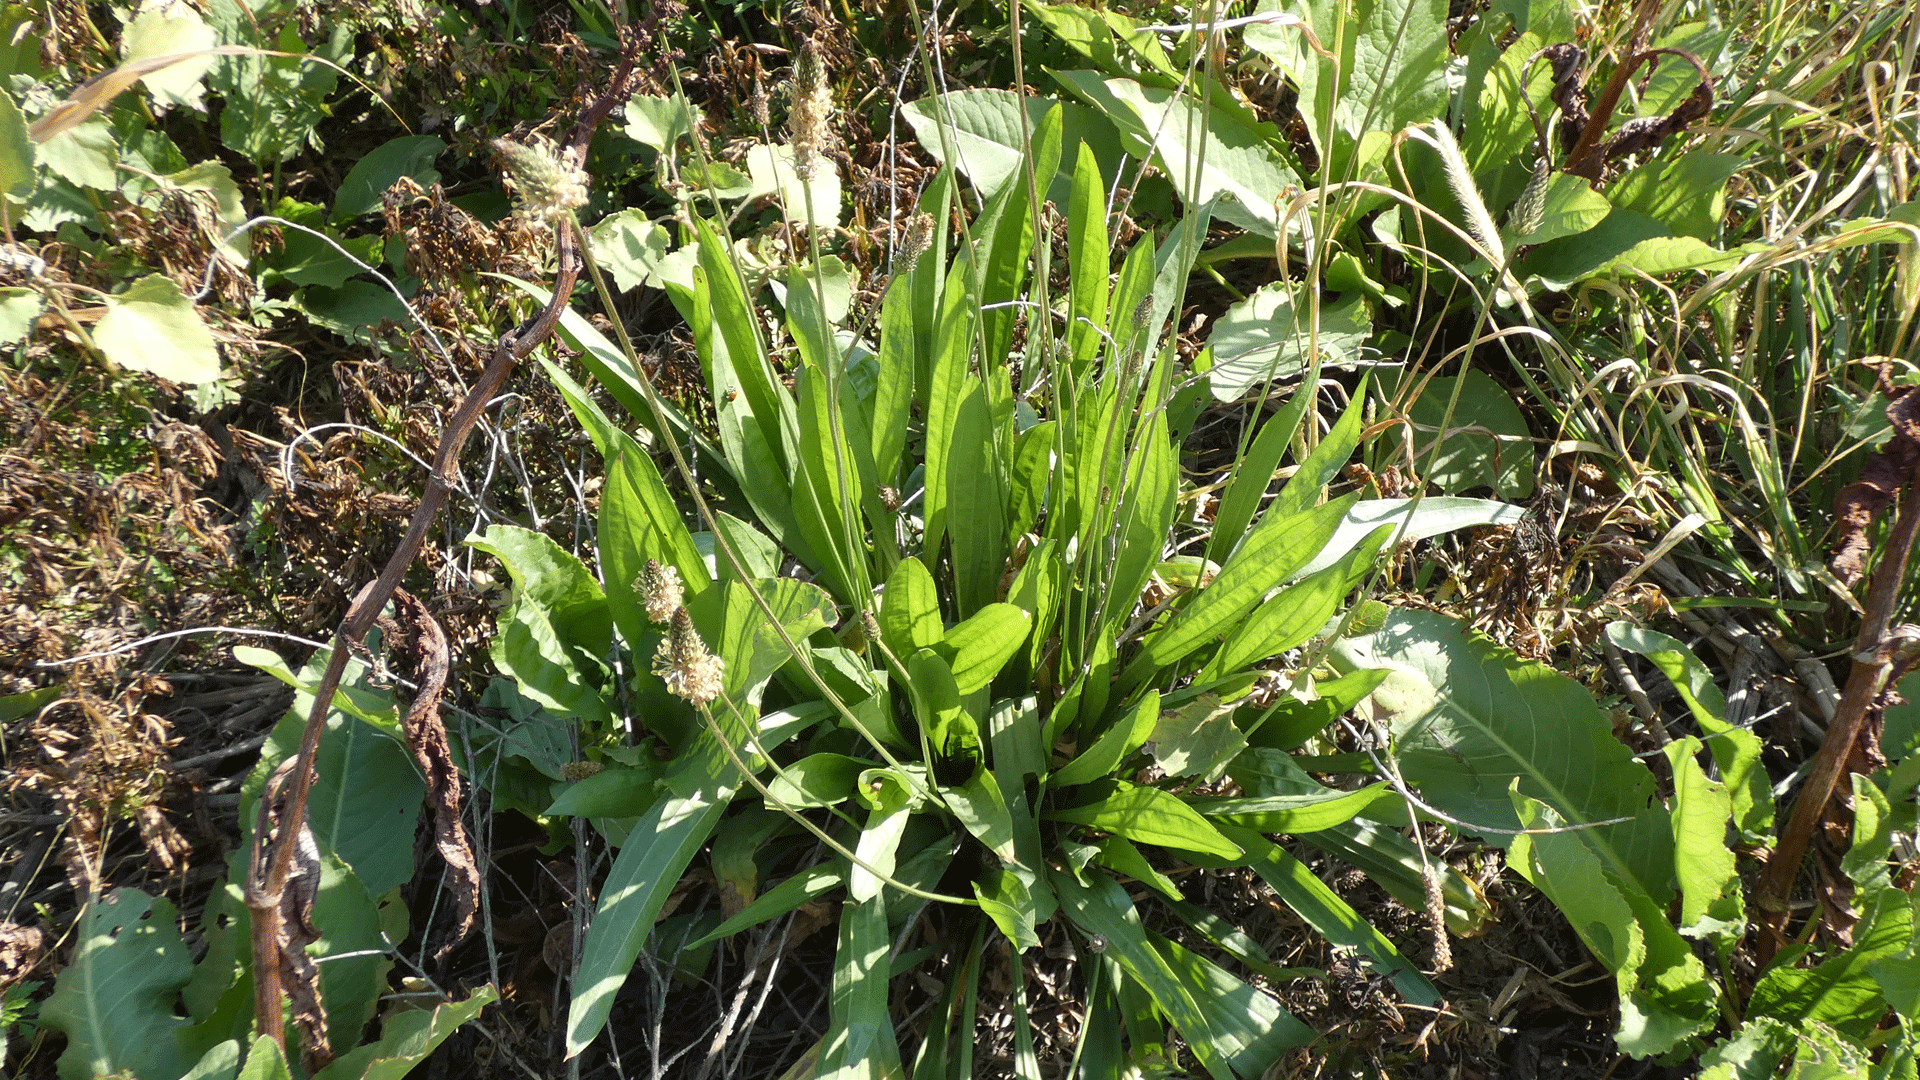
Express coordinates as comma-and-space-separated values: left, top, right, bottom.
38, 643, 492, 1080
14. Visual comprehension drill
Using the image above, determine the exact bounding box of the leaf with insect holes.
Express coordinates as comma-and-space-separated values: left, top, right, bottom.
93, 274, 221, 384
42, 889, 195, 1080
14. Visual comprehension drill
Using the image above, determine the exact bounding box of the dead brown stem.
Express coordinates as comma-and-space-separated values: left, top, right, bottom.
242, 33, 645, 1057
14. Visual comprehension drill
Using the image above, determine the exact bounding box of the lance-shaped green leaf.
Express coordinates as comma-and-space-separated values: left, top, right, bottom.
881, 555, 943, 656
907, 649, 982, 779
1120, 494, 1357, 692
1215, 824, 1440, 1006
934, 602, 1033, 696
693, 861, 847, 948
311, 987, 497, 1080
1608, 622, 1773, 842
1046, 778, 1242, 859
1051, 869, 1313, 1080
850, 768, 916, 903
567, 742, 736, 1056
1662, 738, 1744, 948
1053, 691, 1158, 788
817, 897, 902, 1079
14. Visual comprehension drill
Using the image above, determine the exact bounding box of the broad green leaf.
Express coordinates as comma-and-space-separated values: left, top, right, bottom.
1510, 795, 1717, 1057
1608, 151, 1741, 242
39, 117, 117, 189
587, 208, 671, 293
1049, 71, 1297, 238
120, 9, 217, 110
259, 197, 379, 288
1504, 172, 1610, 247
1147, 694, 1247, 780
0, 286, 42, 344
181, 1041, 242, 1080
1698, 1017, 1796, 1080
882, 557, 944, 655
43, 889, 194, 1080
467, 524, 615, 730
745, 142, 841, 230
1246, 0, 1449, 164
1663, 738, 1743, 946
310, 987, 496, 1080
0, 90, 32, 198
1207, 284, 1371, 400
212, 24, 339, 165
94, 274, 221, 384
1053, 691, 1158, 788
331, 134, 444, 220
567, 741, 735, 1055
765, 753, 873, 808
898, 89, 1122, 203
1752, 883, 1912, 1040
237, 1037, 291, 1080
1401, 369, 1535, 498
245, 706, 423, 896
1092, 835, 1183, 901
623, 93, 698, 152
695, 577, 836, 702
1066, 141, 1110, 367
975, 866, 1043, 952
1330, 607, 1674, 901
936, 603, 1032, 696
1046, 779, 1242, 859
907, 650, 982, 779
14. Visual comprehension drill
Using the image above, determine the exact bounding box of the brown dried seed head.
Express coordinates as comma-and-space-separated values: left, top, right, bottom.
790, 40, 832, 181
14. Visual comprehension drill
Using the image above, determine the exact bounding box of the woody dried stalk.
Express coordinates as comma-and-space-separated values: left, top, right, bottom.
241, 37, 645, 1057
1755, 388, 1920, 961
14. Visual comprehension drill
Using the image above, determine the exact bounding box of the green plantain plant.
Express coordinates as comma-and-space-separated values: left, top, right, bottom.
461, 47, 1545, 1063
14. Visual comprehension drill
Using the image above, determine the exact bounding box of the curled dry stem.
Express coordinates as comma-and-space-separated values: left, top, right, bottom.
241, 31, 646, 1057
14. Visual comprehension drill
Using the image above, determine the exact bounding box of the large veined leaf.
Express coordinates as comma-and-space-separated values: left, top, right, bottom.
1400, 369, 1536, 499
43, 889, 195, 1080
468, 525, 616, 729
1207, 284, 1371, 401
898, 89, 1123, 203
1328, 606, 1674, 902
1509, 796, 1718, 1058
93, 274, 221, 384
1049, 70, 1298, 238
1246, 0, 1449, 166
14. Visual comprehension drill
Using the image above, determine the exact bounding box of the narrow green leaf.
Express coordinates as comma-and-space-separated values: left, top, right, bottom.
566, 744, 735, 1055
850, 769, 915, 903
1053, 691, 1158, 788
1122, 494, 1358, 690
882, 557, 944, 655
1066, 140, 1109, 367
1046, 779, 1242, 859
936, 602, 1032, 696
309, 987, 496, 1080
0, 90, 34, 198
1208, 380, 1315, 566
692, 862, 847, 948
1218, 824, 1441, 1006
